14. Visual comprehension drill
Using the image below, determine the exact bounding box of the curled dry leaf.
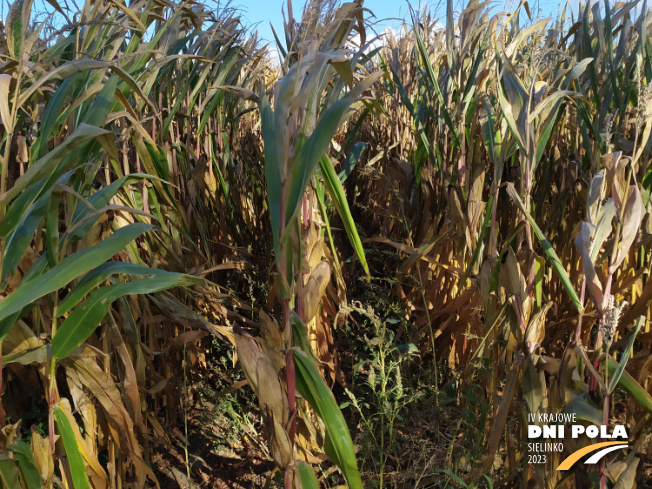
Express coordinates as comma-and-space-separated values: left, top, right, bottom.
602, 152, 626, 209
63, 348, 154, 487
233, 334, 267, 391
257, 357, 289, 426
268, 415, 293, 469
259, 311, 286, 372
500, 248, 531, 327
612, 453, 639, 489
610, 184, 643, 274
303, 261, 332, 323
0, 74, 12, 133
30, 430, 54, 485
587, 170, 605, 224
524, 301, 553, 354
575, 222, 604, 314
235, 332, 294, 469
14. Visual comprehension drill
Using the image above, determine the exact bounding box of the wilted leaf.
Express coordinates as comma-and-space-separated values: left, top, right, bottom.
525, 302, 552, 354
613, 454, 639, 489
303, 261, 331, 322
575, 222, 604, 314
30, 431, 53, 485
610, 185, 643, 274
6, 0, 34, 60
0, 75, 13, 133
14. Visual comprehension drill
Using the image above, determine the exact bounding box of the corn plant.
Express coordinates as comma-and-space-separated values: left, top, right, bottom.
231, 2, 384, 487
0, 0, 248, 485
350, 0, 652, 486
1, 0, 652, 487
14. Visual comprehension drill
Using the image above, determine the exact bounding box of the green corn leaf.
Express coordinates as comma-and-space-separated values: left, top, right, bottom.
0, 173, 57, 240
285, 96, 356, 229
497, 60, 526, 150
260, 92, 282, 264
531, 93, 575, 168
319, 155, 369, 277
436, 469, 468, 488
6, 0, 33, 60
483, 474, 494, 489
445, 0, 457, 75
2, 184, 54, 282
52, 271, 202, 359
293, 349, 362, 489
45, 190, 61, 267
143, 141, 171, 181
480, 101, 498, 162
413, 21, 460, 149
563, 58, 594, 89
296, 461, 320, 489
607, 355, 652, 415
290, 313, 316, 365
338, 142, 368, 183
18, 60, 154, 111
0, 124, 110, 206
336, 108, 371, 161
67, 174, 154, 244
507, 183, 582, 313
0, 223, 152, 323
573, 98, 605, 152
562, 393, 603, 425
386, 63, 437, 178
0, 257, 51, 333
270, 23, 288, 61
609, 316, 644, 394
582, 3, 601, 109
315, 183, 344, 285
53, 406, 92, 489
0, 455, 21, 489
603, 0, 622, 111
197, 55, 242, 134
10, 441, 43, 489
162, 63, 201, 136
32, 77, 73, 158
57, 262, 199, 316
131, 136, 178, 211
78, 75, 121, 128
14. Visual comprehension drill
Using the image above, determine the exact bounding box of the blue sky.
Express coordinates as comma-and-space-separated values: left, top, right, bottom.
237, 0, 420, 43
236, 0, 570, 46
0, 0, 597, 43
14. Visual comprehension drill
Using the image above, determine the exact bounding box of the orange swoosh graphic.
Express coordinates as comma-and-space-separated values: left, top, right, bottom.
557, 442, 625, 470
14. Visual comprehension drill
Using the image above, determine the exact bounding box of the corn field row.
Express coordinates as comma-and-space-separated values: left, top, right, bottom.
0, 0, 651, 487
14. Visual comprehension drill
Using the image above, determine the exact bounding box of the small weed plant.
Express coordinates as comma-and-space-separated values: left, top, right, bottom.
340, 301, 420, 488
